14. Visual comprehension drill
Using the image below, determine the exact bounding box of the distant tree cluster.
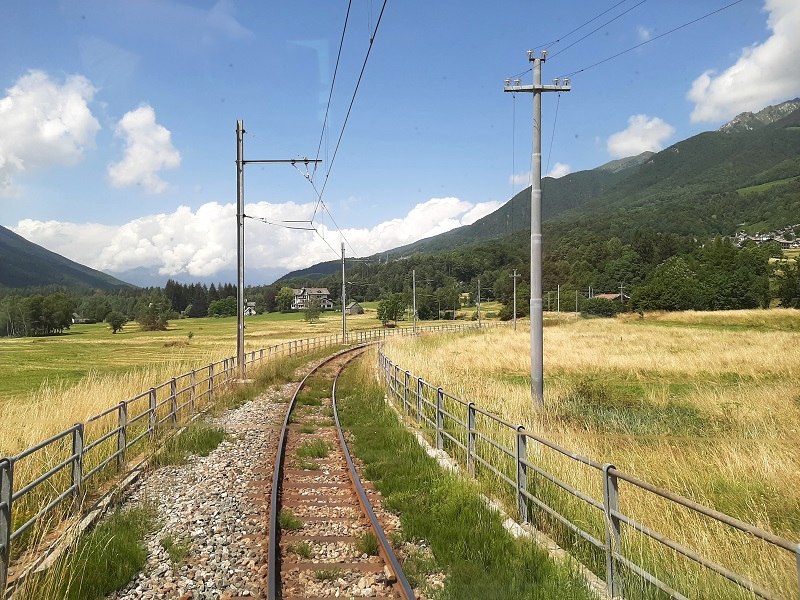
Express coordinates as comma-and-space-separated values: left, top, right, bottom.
0, 292, 76, 336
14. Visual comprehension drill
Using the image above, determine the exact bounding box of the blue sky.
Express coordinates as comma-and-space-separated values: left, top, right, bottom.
2, 0, 799, 284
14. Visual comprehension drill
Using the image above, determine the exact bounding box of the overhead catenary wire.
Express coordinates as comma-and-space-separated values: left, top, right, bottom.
311, 0, 353, 183
307, 0, 389, 259
562, 0, 747, 78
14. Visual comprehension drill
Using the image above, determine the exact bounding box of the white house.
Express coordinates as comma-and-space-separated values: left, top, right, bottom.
292, 287, 334, 310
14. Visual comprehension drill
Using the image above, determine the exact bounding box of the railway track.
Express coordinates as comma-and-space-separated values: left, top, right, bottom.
267, 346, 416, 600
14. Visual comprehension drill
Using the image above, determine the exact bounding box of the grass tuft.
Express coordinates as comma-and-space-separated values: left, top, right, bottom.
355, 531, 380, 556
151, 420, 225, 467
278, 509, 303, 531
296, 439, 330, 459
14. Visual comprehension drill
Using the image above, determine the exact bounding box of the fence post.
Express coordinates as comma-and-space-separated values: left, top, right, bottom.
0, 458, 13, 594
436, 388, 444, 450
516, 426, 528, 523
117, 402, 128, 469
189, 369, 197, 414
209, 363, 215, 397
467, 403, 476, 476
71, 424, 84, 498
148, 388, 157, 436
170, 378, 178, 425
603, 463, 622, 598
404, 371, 411, 415
416, 378, 423, 423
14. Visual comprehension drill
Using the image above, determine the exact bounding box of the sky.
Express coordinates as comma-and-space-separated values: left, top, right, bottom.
2, 0, 799, 285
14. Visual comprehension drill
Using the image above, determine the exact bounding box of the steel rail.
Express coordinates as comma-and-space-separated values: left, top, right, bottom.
267, 343, 414, 600
332, 352, 416, 600
267, 344, 372, 599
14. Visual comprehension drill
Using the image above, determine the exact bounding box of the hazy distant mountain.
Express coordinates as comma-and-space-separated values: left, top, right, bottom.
0, 225, 133, 290
109, 266, 287, 288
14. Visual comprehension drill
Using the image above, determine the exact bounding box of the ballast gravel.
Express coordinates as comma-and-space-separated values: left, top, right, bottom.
106, 384, 291, 600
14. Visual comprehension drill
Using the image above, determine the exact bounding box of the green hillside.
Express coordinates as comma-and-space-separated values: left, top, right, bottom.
0, 225, 133, 290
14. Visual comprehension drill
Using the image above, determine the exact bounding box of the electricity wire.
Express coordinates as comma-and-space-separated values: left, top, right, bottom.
545, 93, 561, 177
311, 0, 352, 183
317, 0, 388, 201
310, 0, 389, 258
535, 0, 633, 49
548, 0, 649, 60
562, 0, 747, 78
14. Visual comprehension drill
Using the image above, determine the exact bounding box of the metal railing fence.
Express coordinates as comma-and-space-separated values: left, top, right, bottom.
0, 321, 495, 592
378, 349, 800, 600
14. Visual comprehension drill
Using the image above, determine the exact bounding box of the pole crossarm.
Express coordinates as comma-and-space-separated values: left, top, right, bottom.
242, 158, 321, 165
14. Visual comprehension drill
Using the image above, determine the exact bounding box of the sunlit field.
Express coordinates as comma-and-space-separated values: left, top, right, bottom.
0, 306, 393, 402
380, 309, 800, 598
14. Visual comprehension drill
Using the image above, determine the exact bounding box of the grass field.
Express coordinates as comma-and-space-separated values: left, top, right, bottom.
0, 307, 400, 402
380, 308, 800, 598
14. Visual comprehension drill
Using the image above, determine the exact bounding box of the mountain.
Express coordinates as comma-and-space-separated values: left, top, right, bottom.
0, 225, 133, 290
719, 98, 800, 133
276, 98, 800, 285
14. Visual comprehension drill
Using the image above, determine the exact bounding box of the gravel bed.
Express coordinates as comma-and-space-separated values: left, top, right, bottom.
106, 384, 290, 600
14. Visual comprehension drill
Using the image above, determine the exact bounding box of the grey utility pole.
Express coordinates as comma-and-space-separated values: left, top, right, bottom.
510, 269, 520, 331
477, 278, 481, 327
504, 50, 571, 407
341, 242, 347, 341
412, 269, 417, 335
235, 120, 320, 380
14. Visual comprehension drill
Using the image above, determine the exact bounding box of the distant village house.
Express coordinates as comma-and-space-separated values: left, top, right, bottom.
345, 301, 364, 315
292, 288, 334, 310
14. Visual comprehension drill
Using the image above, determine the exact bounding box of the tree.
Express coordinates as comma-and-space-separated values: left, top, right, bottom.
136, 293, 170, 331
106, 311, 127, 333
277, 287, 295, 312
377, 294, 406, 326
208, 296, 237, 317
304, 299, 321, 323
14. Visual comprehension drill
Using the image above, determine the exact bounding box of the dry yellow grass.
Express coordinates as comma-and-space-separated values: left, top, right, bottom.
380, 310, 800, 598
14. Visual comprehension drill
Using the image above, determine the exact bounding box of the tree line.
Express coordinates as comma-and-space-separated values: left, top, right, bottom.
1, 231, 797, 338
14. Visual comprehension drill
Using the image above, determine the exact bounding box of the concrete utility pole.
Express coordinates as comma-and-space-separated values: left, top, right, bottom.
510, 269, 520, 331
412, 269, 417, 335
557, 284, 561, 315
505, 50, 571, 407
342, 242, 347, 341
235, 120, 320, 380
477, 278, 481, 327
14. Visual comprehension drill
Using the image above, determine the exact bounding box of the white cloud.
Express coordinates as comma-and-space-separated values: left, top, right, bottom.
13, 196, 504, 278
107, 105, 181, 193
688, 0, 800, 123
607, 114, 675, 158
546, 163, 571, 178
637, 26, 652, 42
0, 70, 100, 195
509, 171, 530, 186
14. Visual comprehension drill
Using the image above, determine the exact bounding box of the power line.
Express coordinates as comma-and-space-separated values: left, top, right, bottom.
318, 0, 388, 202
311, 0, 352, 183
535, 0, 634, 49
548, 0, 649, 60
562, 0, 747, 78
308, 0, 388, 258
546, 93, 562, 177
244, 214, 316, 231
